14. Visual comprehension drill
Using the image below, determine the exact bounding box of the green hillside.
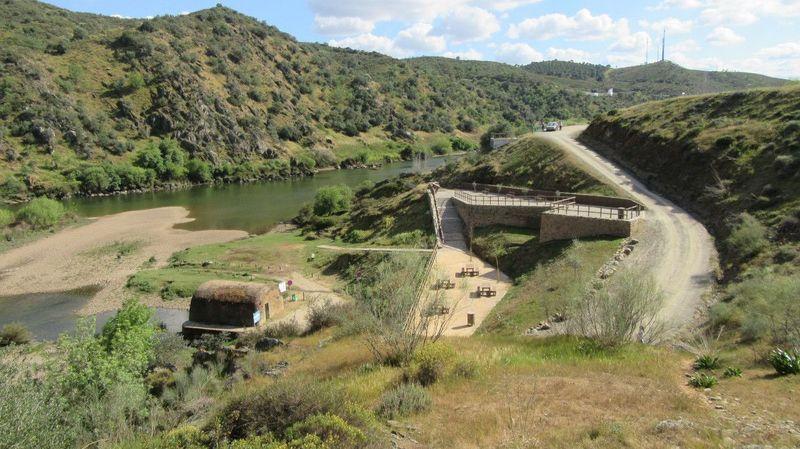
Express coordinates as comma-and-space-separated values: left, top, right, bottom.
0, 1, 787, 202
582, 85, 800, 345
525, 60, 788, 99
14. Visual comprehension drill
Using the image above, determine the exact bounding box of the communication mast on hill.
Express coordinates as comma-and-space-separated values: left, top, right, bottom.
661, 28, 666, 62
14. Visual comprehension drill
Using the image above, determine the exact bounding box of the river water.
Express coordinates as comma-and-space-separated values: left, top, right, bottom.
0, 156, 457, 339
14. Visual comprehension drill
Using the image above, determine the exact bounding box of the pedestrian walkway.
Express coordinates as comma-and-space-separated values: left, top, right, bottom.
426, 187, 512, 336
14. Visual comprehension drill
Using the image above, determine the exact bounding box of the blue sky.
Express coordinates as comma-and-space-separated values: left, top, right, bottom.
48, 0, 800, 78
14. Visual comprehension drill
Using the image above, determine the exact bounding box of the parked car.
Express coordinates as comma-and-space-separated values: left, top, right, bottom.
544, 122, 559, 132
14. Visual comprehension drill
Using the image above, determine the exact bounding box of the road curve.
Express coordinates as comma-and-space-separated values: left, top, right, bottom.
539, 125, 718, 327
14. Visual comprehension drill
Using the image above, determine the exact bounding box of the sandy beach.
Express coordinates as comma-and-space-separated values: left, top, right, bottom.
0, 207, 247, 315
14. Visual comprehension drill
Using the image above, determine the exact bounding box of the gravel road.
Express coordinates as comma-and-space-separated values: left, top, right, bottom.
539, 126, 718, 327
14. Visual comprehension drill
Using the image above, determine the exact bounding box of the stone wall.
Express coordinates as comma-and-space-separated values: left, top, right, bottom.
453, 198, 551, 229
539, 212, 641, 243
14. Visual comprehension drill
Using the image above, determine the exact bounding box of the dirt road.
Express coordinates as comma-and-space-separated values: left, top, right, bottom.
0, 207, 247, 314
539, 126, 717, 327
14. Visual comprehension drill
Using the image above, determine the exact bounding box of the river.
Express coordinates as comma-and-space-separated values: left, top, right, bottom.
0, 155, 458, 339
65, 156, 455, 234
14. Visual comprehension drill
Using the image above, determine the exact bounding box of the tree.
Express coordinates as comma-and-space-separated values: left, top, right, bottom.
186, 159, 213, 183
481, 233, 509, 283
313, 185, 353, 216
350, 253, 455, 364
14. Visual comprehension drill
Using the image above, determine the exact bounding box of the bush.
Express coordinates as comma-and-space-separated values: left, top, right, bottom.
0, 208, 14, 227
688, 373, 718, 388
213, 378, 355, 440
285, 413, 366, 448
313, 185, 353, 216
263, 319, 302, 339
0, 322, 32, 346
567, 268, 665, 346
16, 197, 65, 229
451, 357, 481, 379
376, 384, 431, 419
722, 367, 743, 378
429, 137, 451, 155
726, 213, 768, 259
409, 342, 456, 386
186, 159, 213, 183
306, 300, 348, 335
768, 348, 800, 375
693, 354, 721, 370
726, 273, 800, 345
449, 136, 477, 152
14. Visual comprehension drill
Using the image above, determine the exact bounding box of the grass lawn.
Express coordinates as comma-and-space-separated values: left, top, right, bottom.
471, 225, 623, 336
126, 231, 352, 300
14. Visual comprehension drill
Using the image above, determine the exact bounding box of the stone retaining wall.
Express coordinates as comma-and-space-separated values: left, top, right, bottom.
539, 212, 641, 243
453, 198, 550, 229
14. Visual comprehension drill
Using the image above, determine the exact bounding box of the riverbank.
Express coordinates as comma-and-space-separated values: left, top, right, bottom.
0, 207, 246, 315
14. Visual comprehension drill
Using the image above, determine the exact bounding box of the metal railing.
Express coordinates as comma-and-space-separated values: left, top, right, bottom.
427, 189, 445, 247
453, 190, 575, 207
549, 202, 642, 220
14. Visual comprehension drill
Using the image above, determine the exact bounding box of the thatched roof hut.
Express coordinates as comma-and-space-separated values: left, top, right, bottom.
188, 280, 282, 328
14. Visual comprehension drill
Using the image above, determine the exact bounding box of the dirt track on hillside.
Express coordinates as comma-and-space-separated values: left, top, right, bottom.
539, 126, 718, 328
0, 207, 247, 314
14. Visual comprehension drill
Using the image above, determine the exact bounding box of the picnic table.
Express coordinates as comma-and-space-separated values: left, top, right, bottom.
460, 265, 479, 277
476, 286, 497, 297
435, 279, 456, 290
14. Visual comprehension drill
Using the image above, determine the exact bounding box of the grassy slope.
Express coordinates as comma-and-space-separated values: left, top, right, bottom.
439, 135, 617, 195
582, 85, 800, 270
0, 0, 613, 201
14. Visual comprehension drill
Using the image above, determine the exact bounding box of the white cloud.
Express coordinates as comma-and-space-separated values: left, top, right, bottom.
649, 0, 703, 10
699, 0, 800, 26
638, 17, 694, 34
669, 39, 701, 54
442, 48, 485, 59
309, 0, 540, 25
546, 47, 591, 61
706, 26, 744, 46
433, 6, 500, 43
314, 16, 374, 36
507, 8, 627, 41
758, 42, 800, 59
111, 13, 132, 19
395, 23, 447, 53
495, 42, 543, 64
329, 33, 408, 57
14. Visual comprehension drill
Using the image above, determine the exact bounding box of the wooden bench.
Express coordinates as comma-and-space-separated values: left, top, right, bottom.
460, 265, 479, 277
476, 286, 497, 297
435, 279, 456, 290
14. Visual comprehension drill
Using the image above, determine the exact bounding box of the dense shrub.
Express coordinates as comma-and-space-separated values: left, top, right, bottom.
305, 300, 349, 335
449, 136, 477, 152
0, 208, 14, 227
408, 342, 456, 386
285, 413, 366, 448
186, 159, 213, 183
76, 165, 111, 193
312, 185, 353, 216
726, 213, 768, 259
16, 197, 65, 229
213, 378, 359, 440
376, 383, 431, 419
429, 137, 451, 155
769, 348, 800, 375
720, 273, 800, 345
0, 322, 32, 346
688, 373, 718, 388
